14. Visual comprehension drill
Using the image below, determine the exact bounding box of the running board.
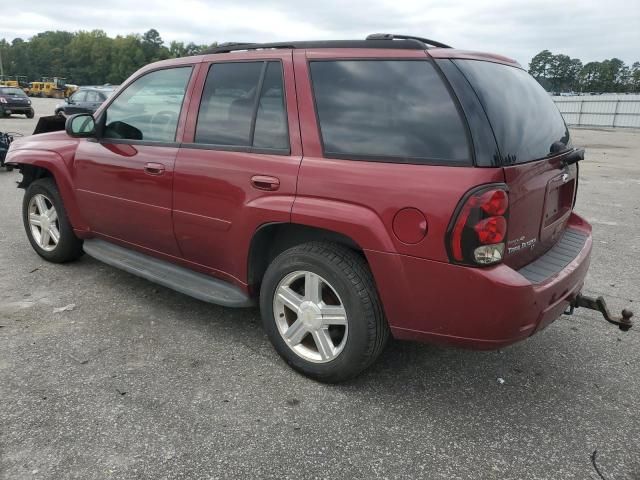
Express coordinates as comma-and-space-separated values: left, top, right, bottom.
83, 239, 254, 308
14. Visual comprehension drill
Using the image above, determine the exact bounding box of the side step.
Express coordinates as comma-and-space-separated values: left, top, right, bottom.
83, 239, 254, 308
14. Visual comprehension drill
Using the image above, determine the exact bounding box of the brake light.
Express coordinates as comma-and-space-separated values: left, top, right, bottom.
448, 185, 509, 266
480, 189, 508, 216
474, 216, 507, 244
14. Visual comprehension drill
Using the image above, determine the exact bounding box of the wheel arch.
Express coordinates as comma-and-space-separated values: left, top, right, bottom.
9, 149, 88, 232
247, 223, 366, 292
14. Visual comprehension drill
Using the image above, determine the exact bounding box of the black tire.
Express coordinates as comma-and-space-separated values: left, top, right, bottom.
22, 178, 84, 263
260, 241, 389, 383
5, 165, 13, 172
26, 109, 35, 119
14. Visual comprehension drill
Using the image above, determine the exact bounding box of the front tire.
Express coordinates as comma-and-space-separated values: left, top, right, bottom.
26, 109, 35, 119
260, 242, 389, 383
22, 178, 83, 263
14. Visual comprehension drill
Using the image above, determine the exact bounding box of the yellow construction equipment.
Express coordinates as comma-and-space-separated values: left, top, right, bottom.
0, 75, 28, 93
27, 77, 73, 99
28, 81, 44, 97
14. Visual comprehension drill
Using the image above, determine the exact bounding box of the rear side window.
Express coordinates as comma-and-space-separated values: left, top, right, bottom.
85, 91, 100, 102
195, 61, 289, 151
309, 60, 470, 164
454, 60, 570, 164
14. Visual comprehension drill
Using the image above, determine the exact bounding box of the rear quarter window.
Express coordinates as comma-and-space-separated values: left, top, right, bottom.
309, 60, 471, 165
453, 59, 570, 165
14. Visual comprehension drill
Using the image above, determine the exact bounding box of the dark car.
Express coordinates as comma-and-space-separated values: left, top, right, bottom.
54, 86, 116, 116
0, 87, 34, 118
6, 34, 633, 382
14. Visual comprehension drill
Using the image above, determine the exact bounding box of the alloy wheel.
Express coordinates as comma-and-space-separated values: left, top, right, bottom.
28, 194, 60, 252
273, 271, 348, 363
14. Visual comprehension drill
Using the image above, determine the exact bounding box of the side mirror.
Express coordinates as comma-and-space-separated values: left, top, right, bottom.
65, 113, 96, 138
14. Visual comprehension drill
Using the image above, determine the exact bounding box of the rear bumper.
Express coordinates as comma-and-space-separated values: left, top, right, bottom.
367, 212, 592, 349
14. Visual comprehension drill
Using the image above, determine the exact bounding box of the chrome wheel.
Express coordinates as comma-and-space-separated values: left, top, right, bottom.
273, 271, 348, 363
28, 194, 60, 252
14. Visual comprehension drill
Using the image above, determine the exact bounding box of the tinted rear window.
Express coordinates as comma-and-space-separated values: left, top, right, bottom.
454, 60, 569, 165
309, 60, 470, 164
195, 61, 289, 151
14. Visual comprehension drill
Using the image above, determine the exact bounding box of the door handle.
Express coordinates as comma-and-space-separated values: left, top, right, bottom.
251, 175, 280, 191
144, 162, 165, 176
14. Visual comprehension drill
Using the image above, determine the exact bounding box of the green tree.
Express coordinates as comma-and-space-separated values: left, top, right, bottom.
631, 62, 640, 92
528, 49, 554, 90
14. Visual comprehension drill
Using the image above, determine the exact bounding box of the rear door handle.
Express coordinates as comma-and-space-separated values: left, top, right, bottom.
144, 162, 165, 176
251, 175, 280, 191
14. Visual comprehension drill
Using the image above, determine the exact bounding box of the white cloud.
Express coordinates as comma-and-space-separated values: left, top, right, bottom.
1, 0, 638, 65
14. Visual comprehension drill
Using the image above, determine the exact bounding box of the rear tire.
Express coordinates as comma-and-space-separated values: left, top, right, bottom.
22, 178, 84, 263
260, 241, 389, 383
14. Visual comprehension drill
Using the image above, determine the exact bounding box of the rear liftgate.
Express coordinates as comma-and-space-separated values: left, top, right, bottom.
566, 294, 634, 332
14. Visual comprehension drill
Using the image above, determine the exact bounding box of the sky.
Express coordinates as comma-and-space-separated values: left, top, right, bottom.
1, 0, 639, 66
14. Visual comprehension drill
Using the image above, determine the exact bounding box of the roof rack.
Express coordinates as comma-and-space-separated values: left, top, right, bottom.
202, 34, 452, 55
365, 33, 452, 49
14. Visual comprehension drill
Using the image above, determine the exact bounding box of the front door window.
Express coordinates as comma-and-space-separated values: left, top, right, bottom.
103, 67, 192, 143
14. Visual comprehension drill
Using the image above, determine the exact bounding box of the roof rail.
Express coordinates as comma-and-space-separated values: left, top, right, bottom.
217, 42, 258, 48
201, 34, 451, 55
366, 33, 452, 49
203, 42, 296, 54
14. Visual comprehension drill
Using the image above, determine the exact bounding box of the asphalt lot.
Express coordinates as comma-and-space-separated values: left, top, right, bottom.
1, 98, 639, 479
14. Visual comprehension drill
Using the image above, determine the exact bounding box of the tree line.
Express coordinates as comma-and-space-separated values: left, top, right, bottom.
529, 49, 640, 93
1, 30, 639, 93
0, 29, 216, 85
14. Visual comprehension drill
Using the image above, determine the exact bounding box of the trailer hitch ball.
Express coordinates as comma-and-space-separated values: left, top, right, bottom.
570, 294, 634, 331
620, 308, 634, 332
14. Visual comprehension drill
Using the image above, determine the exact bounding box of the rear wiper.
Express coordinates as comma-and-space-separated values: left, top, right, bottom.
562, 148, 585, 167
550, 141, 584, 167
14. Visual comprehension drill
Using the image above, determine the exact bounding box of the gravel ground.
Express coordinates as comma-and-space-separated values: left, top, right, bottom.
1, 100, 639, 479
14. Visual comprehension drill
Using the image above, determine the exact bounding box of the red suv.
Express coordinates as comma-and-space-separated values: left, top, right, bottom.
7, 34, 632, 382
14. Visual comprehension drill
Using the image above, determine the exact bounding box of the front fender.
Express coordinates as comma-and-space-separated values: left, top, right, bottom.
7, 148, 89, 232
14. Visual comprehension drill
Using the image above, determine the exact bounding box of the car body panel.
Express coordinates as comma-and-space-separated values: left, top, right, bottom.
174, 51, 302, 286
73, 139, 182, 256
373, 213, 591, 347
5, 146, 88, 231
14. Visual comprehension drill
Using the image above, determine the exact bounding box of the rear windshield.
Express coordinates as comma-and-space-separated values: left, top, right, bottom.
309, 60, 470, 164
0, 87, 25, 96
454, 60, 569, 165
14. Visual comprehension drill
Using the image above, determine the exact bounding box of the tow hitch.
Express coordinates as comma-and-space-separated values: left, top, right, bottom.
566, 293, 634, 331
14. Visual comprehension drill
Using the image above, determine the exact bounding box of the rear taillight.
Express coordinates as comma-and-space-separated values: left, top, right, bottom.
447, 184, 509, 266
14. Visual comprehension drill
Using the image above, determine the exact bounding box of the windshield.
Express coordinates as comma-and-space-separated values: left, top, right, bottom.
0, 87, 25, 96
454, 60, 569, 165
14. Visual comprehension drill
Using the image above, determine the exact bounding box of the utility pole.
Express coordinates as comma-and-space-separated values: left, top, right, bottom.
0, 47, 4, 78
